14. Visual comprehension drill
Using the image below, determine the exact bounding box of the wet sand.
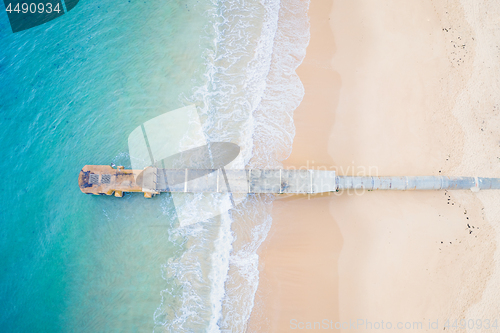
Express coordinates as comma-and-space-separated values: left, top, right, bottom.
248, 0, 499, 331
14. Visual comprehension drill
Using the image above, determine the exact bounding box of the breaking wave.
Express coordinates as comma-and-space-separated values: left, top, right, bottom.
153, 0, 310, 331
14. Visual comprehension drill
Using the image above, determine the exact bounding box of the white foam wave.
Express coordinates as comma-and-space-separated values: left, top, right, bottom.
154, 0, 310, 331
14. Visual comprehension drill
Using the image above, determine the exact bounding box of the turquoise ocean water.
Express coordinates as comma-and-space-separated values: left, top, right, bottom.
0, 0, 310, 331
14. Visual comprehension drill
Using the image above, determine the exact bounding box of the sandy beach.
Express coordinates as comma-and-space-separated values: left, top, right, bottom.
248, 0, 500, 331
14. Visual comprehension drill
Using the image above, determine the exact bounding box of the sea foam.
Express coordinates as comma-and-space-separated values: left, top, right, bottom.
154, 0, 310, 331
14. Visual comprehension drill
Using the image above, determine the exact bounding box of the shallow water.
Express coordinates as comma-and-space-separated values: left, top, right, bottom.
0, 0, 309, 331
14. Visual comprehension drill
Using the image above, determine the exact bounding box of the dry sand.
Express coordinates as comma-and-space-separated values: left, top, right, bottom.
248, 0, 500, 331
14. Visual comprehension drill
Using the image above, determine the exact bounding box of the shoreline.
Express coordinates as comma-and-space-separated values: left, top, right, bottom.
248, 0, 498, 331
248, 1, 342, 331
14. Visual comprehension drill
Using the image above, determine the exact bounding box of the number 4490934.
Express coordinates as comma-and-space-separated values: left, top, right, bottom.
6, 2, 61, 14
